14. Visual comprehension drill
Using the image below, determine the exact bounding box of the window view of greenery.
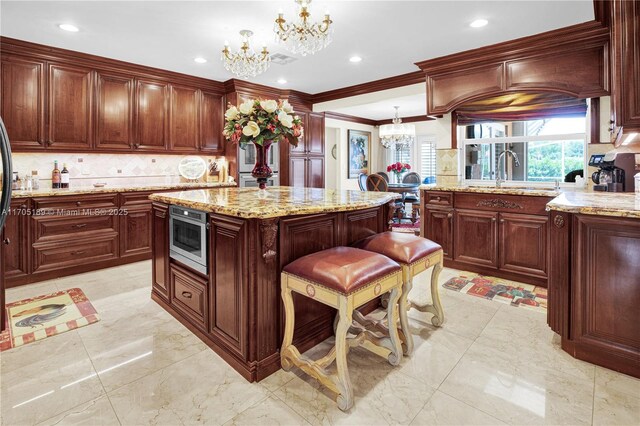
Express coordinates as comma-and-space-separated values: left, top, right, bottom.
463, 117, 586, 183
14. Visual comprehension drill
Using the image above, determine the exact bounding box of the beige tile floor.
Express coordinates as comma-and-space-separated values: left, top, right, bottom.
1, 261, 638, 425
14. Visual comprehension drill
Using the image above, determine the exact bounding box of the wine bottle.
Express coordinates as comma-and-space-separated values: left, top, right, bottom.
61, 163, 70, 189
52, 161, 61, 189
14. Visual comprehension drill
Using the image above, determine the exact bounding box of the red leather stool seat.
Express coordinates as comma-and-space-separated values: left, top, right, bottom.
283, 247, 400, 294
353, 232, 442, 265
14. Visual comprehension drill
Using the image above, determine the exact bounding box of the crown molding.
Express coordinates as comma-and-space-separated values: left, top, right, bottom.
323, 112, 378, 126
311, 71, 425, 104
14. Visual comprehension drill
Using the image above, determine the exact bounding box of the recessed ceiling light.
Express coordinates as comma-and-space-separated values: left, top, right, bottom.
349, 56, 362, 63
58, 23, 79, 32
277, 78, 287, 84
194, 57, 207, 64
470, 19, 488, 28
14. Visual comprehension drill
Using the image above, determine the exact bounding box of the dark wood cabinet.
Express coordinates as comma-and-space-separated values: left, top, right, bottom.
306, 112, 325, 155
95, 72, 134, 150
171, 263, 208, 332
199, 91, 225, 154
422, 190, 552, 286
283, 112, 325, 188
169, 85, 199, 152
454, 209, 499, 268
0, 55, 45, 149
307, 157, 325, 188
4, 199, 30, 281
120, 207, 152, 258
549, 212, 640, 378
152, 202, 170, 302
611, 0, 640, 144
135, 79, 168, 151
423, 208, 453, 260
48, 64, 93, 149
499, 213, 548, 278
289, 157, 307, 187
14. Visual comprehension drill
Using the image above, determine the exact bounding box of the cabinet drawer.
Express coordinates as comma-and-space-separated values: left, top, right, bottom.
33, 194, 118, 212
32, 214, 117, 243
171, 264, 207, 329
32, 234, 118, 273
455, 193, 551, 215
121, 191, 153, 207
424, 191, 453, 207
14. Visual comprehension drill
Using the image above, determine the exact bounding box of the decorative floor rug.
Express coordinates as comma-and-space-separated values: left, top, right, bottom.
443, 273, 547, 312
0, 288, 99, 351
391, 220, 420, 235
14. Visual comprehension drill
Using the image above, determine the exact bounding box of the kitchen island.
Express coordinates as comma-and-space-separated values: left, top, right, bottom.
148, 186, 400, 382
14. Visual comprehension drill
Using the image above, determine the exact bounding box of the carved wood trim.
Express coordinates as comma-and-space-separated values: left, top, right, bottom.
476, 199, 524, 210
554, 214, 566, 228
260, 219, 279, 263
311, 71, 425, 104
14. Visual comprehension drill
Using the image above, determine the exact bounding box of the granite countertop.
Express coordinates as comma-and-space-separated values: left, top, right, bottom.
149, 186, 401, 219
420, 183, 561, 197
546, 192, 640, 218
11, 182, 236, 199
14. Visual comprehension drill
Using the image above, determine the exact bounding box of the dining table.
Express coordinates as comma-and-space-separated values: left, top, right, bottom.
386, 182, 420, 222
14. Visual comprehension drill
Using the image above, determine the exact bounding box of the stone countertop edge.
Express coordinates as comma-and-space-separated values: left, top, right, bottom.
148, 187, 402, 219
10, 182, 237, 199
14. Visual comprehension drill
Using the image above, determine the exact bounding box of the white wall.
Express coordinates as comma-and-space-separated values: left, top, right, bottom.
324, 118, 379, 190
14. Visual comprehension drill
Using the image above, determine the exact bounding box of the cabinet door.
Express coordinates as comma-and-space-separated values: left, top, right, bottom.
499, 213, 548, 278
306, 112, 325, 155
454, 209, 498, 268
152, 203, 170, 302
4, 199, 30, 283
424, 208, 454, 260
289, 156, 307, 187
120, 205, 153, 258
307, 156, 325, 188
48, 64, 93, 149
169, 85, 198, 152
289, 111, 307, 154
135, 79, 168, 151
0, 56, 45, 149
612, 0, 640, 134
200, 91, 224, 153
95, 72, 134, 150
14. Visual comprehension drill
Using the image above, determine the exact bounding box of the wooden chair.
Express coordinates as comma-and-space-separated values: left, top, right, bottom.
377, 171, 390, 182
366, 174, 388, 192
402, 172, 421, 224
281, 247, 404, 411
402, 172, 421, 184
358, 173, 368, 191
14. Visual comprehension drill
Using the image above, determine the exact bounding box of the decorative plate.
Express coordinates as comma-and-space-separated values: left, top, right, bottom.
178, 156, 207, 180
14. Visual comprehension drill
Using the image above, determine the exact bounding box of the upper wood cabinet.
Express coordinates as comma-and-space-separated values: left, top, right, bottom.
135, 79, 168, 151
48, 64, 93, 150
199, 91, 225, 154
169, 84, 199, 152
306, 112, 325, 155
0, 55, 45, 149
95, 72, 134, 150
611, 0, 640, 142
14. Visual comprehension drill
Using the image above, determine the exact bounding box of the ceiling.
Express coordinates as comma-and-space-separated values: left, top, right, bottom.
1, 1, 594, 94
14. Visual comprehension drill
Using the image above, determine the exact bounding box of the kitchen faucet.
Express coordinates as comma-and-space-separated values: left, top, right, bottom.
495, 149, 521, 187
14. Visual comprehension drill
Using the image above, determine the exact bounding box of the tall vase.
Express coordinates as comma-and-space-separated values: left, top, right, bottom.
251, 140, 273, 190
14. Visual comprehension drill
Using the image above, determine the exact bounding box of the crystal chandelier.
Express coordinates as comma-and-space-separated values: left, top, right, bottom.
221, 30, 271, 79
274, 0, 333, 56
379, 107, 416, 149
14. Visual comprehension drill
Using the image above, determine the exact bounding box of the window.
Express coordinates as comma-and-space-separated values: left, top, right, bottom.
393, 144, 411, 164
461, 117, 586, 184
419, 138, 437, 183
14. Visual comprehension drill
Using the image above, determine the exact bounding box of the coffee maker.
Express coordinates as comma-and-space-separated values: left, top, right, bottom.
589, 152, 636, 192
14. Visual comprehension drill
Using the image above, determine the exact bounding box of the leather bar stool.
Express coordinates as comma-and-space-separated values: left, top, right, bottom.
281, 247, 405, 411
353, 232, 444, 356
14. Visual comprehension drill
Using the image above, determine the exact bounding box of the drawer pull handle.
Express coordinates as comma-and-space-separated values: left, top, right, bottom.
492, 217, 497, 222
500, 219, 505, 223
3, 238, 10, 245
447, 212, 453, 219
20, 204, 26, 209
73, 224, 87, 229
71, 251, 86, 255
181, 291, 192, 299
76, 201, 82, 206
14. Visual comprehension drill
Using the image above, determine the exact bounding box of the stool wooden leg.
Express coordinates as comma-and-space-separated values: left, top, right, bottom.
280, 275, 295, 372
335, 297, 354, 411
398, 266, 414, 356
429, 256, 444, 327
386, 286, 404, 366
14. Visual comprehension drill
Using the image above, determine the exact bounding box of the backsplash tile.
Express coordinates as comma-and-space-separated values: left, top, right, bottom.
11, 153, 226, 185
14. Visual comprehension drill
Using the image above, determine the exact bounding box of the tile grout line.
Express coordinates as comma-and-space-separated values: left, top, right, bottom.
270, 384, 316, 425
591, 368, 597, 425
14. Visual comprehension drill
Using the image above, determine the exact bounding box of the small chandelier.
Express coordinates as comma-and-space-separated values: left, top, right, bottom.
379, 106, 416, 149
221, 30, 270, 79
274, 0, 333, 56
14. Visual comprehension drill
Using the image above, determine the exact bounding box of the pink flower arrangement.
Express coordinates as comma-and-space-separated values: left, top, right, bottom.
387, 162, 411, 177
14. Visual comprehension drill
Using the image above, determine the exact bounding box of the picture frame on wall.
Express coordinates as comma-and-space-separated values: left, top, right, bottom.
347, 130, 371, 178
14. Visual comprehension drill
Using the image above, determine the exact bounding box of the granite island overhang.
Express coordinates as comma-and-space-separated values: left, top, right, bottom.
148, 186, 401, 382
